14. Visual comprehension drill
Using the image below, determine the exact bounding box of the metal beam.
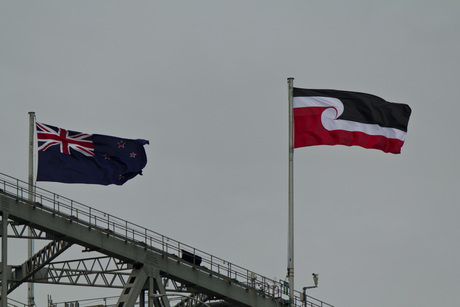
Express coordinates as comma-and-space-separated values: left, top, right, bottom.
3, 221, 51, 240
0, 195, 286, 307
34, 256, 130, 288
0, 175, 336, 307
8, 239, 72, 294
116, 266, 148, 306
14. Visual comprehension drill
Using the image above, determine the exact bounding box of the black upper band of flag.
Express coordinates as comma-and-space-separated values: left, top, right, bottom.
293, 88, 411, 132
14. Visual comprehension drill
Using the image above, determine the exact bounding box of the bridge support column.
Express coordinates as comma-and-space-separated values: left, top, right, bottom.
1, 212, 8, 307
148, 276, 154, 307
116, 266, 148, 306
149, 270, 169, 307
139, 289, 145, 306
116, 265, 170, 307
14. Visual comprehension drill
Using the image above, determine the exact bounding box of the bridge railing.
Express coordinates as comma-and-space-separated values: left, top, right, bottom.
0, 172, 333, 307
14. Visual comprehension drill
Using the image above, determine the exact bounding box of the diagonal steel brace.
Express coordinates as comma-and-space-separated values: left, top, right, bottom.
8, 239, 72, 293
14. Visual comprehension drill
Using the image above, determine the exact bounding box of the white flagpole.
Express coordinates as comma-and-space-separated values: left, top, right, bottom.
27, 112, 35, 307
287, 78, 295, 305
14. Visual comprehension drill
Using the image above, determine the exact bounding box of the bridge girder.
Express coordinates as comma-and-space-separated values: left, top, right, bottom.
0, 194, 286, 307
0, 174, 333, 307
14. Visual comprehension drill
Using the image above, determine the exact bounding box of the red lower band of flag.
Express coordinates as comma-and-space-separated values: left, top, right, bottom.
294, 107, 405, 154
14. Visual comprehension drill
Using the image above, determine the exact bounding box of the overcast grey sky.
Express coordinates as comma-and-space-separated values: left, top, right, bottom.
1, 1, 460, 306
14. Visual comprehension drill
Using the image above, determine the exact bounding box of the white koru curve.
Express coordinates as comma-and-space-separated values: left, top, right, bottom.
293, 96, 406, 141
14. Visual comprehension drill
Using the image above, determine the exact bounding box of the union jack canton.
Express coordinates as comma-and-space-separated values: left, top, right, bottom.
37, 122, 95, 157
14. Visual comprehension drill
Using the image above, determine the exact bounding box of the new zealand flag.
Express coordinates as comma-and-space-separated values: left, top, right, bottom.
36, 122, 149, 185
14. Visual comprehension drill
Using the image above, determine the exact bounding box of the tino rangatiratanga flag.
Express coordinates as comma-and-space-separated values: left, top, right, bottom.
293, 88, 411, 154
36, 122, 149, 185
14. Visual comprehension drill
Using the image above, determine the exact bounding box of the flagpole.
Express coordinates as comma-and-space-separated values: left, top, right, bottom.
287, 78, 295, 305
28, 112, 35, 307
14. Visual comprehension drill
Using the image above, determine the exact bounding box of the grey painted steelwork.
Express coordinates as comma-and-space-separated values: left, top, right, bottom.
8, 239, 71, 294
2, 222, 51, 240
35, 256, 131, 288
0, 173, 334, 307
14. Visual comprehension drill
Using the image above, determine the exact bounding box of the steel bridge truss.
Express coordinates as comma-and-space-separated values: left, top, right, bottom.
0, 173, 333, 307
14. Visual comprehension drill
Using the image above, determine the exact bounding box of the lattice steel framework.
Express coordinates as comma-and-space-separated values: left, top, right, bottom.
0, 173, 333, 307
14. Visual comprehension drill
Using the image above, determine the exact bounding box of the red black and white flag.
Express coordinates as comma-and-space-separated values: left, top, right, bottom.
293, 88, 411, 154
